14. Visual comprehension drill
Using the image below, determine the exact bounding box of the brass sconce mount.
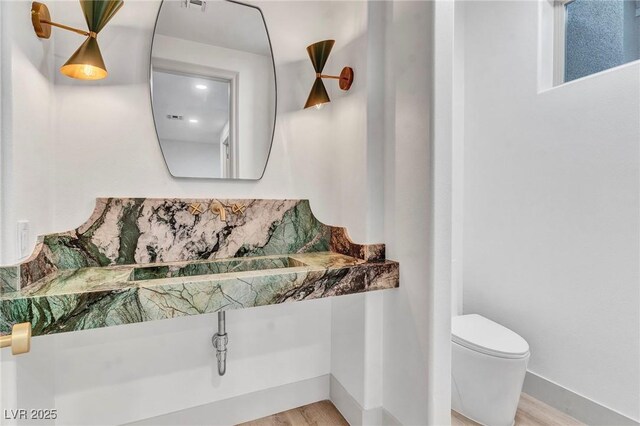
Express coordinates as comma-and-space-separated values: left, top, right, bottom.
338, 66, 354, 91
316, 66, 354, 91
304, 39, 354, 109
31, 1, 53, 39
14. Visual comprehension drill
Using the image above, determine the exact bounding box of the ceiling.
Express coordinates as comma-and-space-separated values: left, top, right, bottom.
152, 70, 230, 145
155, 0, 272, 57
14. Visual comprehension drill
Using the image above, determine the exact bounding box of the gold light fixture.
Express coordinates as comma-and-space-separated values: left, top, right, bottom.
304, 40, 354, 110
31, 0, 124, 80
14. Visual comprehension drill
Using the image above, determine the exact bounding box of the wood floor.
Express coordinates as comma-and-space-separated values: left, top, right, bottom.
238, 400, 349, 426
239, 393, 582, 426
452, 393, 584, 426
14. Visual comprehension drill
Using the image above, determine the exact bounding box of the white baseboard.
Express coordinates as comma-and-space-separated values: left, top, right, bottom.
125, 371, 639, 426
126, 374, 404, 426
379, 408, 402, 426
125, 375, 330, 426
330, 375, 364, 425
524, 371, 639, 426
329, 375, 401, 426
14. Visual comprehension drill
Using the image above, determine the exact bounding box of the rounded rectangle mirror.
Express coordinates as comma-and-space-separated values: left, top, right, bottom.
150, 0, 276, 180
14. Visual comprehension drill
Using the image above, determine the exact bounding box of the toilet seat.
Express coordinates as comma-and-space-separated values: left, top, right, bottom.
452, 314, 529, 359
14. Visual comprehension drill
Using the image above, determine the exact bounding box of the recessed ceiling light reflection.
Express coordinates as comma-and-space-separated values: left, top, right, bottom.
195, 84, 208, 90
189, 119, 199, 123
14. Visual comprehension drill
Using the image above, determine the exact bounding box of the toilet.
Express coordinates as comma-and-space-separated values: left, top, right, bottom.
451, 314, 530, 426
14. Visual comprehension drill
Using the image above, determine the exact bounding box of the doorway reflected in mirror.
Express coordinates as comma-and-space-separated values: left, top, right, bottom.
150, 0, 276, 180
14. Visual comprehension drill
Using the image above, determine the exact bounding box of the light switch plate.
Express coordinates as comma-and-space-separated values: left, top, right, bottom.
17, 220, 30, 259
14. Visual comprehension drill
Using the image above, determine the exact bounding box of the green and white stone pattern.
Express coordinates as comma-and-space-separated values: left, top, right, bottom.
0, 199, 397, 336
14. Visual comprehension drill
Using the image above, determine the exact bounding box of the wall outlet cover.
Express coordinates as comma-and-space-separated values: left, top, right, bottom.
17, 220, 30, 259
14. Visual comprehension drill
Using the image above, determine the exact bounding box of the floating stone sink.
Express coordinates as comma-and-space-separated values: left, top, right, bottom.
129, 256, 308, 281
0, 199, 399, 337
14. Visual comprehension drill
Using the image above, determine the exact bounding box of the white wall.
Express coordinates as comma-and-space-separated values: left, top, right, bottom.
52, 302, 331, 425
152, 35, 274, 179
159, 139, 221, 178
460, 0, 640, 420
382, 1, 453, 425
330, 4, 455, 425
327, 1, 385, 415
451, 0, 465, 318
0, 0, 55, 264
0, 0, 57, 419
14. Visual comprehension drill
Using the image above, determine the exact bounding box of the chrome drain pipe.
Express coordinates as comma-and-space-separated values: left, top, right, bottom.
212, 311, 228, 376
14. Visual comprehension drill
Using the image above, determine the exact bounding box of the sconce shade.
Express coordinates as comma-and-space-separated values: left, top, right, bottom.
80, 0, 124, 33
304, 78, 330, 109
306, 40, 335, 73
60, 0, 123, 79
60, 36, 107, 80
303, 39, 352, 110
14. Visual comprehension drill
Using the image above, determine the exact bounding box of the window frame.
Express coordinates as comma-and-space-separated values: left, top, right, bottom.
553, 0, 640, 85
553, 0, 575, 85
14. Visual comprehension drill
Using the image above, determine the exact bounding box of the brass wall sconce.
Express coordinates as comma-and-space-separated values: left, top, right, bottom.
31, 0, 124, 80
304, 40, 354, 110
0, 322, 32, 355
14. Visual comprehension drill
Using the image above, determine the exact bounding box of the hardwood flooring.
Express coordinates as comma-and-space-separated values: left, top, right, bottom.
452, 393, 584, 426
239, 393, 583, 425
238, 400, 349, 426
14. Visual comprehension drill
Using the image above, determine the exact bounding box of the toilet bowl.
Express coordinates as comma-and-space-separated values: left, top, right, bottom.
451, 314, 530, 426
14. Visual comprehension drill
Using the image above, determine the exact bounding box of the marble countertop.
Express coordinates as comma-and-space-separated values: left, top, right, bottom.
0, 252, 398, 336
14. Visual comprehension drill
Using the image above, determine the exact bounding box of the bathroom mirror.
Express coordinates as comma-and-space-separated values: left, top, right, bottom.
150, 0, 276, 180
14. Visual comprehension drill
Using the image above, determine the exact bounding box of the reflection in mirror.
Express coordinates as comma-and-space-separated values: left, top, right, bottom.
150, 0, 276, 180
152, 72, 231, 178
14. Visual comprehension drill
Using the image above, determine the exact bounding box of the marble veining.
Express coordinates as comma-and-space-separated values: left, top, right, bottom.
0, 198, 397, 336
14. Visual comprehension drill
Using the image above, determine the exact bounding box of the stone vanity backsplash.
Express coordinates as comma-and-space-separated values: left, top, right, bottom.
0, 199, 398, 336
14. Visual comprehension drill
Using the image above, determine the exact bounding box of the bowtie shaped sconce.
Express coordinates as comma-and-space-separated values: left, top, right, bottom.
31, 0, 124, 80
304, 40, 354, 110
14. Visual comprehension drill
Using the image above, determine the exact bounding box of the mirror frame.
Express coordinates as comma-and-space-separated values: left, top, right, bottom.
149, 0, 278, 180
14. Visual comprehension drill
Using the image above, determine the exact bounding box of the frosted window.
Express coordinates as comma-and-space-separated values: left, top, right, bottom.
565, 0, 640, 82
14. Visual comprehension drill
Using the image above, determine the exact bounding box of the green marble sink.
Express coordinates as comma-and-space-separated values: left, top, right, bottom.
130, 256, 308, 281
0, 198, 399, 337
